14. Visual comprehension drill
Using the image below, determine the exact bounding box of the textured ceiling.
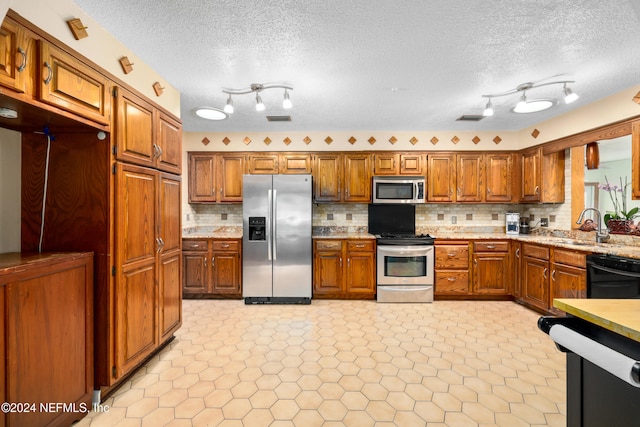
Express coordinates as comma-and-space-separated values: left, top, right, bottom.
73, 0, 640, 133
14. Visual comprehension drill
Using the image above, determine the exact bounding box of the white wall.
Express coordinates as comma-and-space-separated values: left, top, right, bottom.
0, 127, 21, 252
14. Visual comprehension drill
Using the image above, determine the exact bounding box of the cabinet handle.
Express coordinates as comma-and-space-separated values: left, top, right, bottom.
447, 252, 456, 257
551, 270, 556, 281
474, 258, 478, 266
204, 258, 207, 267
487, 187, 492, 194
155, 238, 161, 253
348, 258, 351, 267
535, 185, 540, 195
486, 245, 496, 249
457, 188, 461, 197
212, 256, 215, 267
17, 47, 27, 72
447, 277, 456, 282
43, 61, 53, 85
355, 244, 365, 248
543, 267, 548, 279
340, 257, 342, 267
221, 244, 230, 248
515, 248, 520, 258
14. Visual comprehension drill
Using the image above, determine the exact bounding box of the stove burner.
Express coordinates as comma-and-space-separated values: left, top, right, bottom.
375, 233, 435, 245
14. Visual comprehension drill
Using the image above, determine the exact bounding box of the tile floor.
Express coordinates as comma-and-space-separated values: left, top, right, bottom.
76, 300, 566, 427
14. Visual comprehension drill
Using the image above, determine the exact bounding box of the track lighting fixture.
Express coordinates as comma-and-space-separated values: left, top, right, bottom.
221, 83, 293, 115
481, 79, 578, 116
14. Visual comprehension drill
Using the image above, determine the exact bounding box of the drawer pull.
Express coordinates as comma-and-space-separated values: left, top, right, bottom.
486, 245, 496, 249
355, 244, 365, 248
447, 277, 456, 282
221, 244, 230, 248
447, 253, 456, 257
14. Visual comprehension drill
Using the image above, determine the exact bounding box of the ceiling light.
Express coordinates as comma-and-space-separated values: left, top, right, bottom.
223, 95, 234, 114
222, 82, 293, 114
193, 107, 228, 121
255, 94, 265, 111
482, 98, 494, 117
283, 89, 292, 109
563, 84, 579, 104
480, 78, 577, 117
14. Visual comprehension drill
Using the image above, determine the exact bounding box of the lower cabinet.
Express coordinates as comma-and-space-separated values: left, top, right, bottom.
549, 249, 587, 315
521, 243, 551, 311
434, 241, 470, 295
183, 238, 242, 298
313, 239, 376, 299
472, 241, 510, 295
0, 252, 93, 427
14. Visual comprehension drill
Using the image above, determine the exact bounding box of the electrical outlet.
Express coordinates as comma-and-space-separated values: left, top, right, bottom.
451, 215, 457, 224
540, 218, 549, 227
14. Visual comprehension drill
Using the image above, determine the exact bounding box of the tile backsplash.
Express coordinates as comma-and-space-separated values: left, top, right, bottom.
183, 202, 571, 232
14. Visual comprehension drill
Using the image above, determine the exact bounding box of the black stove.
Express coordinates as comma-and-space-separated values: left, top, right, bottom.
375, 233, 435, 246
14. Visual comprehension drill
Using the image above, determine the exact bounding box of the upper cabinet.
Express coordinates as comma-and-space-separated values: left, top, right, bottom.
427, 153, 456, 202
373, 152, 424, 175
456, 153, 484, 202
39, 41, 111, 125
485, 153, 514, 202
519, 147, 565, 203
313, 153, 371, 203
115, 88, 182, 174
188, 152, 244, 203
247, 153, 311, 174
0, 16, 36, 94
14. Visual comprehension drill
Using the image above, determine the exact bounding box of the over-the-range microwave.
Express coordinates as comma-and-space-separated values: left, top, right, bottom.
372, 176, 425, 204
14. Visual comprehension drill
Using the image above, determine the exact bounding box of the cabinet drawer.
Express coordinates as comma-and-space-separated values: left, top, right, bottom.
523, 243, 550, 260
553, 249, 586, 268
435, 245, 469, 268
182, 239, 208, 251
213, 240, 240, 251
473, 241, 509, 252
435, 271, 469, 293
346, 240, 374, 252
315, 240, 343, 251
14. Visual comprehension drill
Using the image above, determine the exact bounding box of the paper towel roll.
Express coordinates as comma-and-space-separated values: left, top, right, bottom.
549, 324, 640, 388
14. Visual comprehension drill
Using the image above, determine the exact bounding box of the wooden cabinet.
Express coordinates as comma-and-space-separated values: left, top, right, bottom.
521, 243, 550, 311
0, 252, 93, 427
313, 239, 375, 299
313, 153, 371, 202
115, 88, 182, 174
0, 16, 36, 94
427, 153, 456, 202
373, 152, 424, 175
456, 153, 484, 202
485, 153, 514, 202
434, 241, 470, 295
549, 248, 587, 315
39, 41, 111, 125
248, 152, 312, 174
188, 152, 245, 203
115, 163, 182, 378
183, 238, 242, 298
519, 147, 565, 203
472, 241, 510, 295
511, 241, 522, 298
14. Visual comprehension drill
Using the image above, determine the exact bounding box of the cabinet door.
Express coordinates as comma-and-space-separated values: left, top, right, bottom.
158, 173, 181, 341
373, 153, 399, 175
400, 153, 424, 175
280, 153, 312, 174
212, 251, 241, 295
486, 153, 513, 202
344, 154, 371, 202
472, 252, 509, 294
183, 252, 209, 294
457, 154, 484, 202
115, 163, 159, 378
313, 251, 344, 295
522, 257, 549, 310
249, 154, 279, 174
520, 148, 541, 202
188, 153, 217, 202
219, 154, 244, 202
39, 42, 110, 124
0, 17, 33, 94
313, 154, 342, 202
115, 88, 155, 168
427, 154, 456, 202
550, 263, 586, 314
512, 242, 522, 298
156, 112, 182, 174
346, 252, 375, 294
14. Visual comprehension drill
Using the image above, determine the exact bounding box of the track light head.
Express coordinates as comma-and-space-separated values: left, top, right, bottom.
283, 89, 292, 109
482, 98, 494, 117
480, 78, 577, 116
563, 84, 579, 104
223, 94, 234, 114
255, 94, 265, 111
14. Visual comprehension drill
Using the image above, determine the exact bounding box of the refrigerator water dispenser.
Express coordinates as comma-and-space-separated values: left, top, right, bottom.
248, 217, 266, 241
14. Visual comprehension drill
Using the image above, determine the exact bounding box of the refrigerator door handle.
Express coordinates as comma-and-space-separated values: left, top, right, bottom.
267, 189, 272, 261
272, 189, 277, 260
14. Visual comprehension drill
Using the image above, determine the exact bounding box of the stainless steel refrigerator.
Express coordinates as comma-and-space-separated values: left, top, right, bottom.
242, 174, 312, 304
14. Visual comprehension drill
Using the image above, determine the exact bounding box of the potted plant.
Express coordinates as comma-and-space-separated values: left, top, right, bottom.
600, 176, 639, 234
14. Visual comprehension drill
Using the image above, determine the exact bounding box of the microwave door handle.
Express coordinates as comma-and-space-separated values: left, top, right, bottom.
589, 263, 640, 278
414, 182, 419, 199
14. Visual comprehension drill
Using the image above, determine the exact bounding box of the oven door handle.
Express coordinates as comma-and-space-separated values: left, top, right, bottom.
379, 246, 433, 254
589, 263, 640, 278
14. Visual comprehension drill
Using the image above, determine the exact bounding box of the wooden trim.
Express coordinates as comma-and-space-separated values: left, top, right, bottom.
570, 145, 585, 229
541, 118, 637, 155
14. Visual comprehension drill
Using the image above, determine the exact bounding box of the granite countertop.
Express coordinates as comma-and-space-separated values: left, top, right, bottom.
553, 298, 640, 343
183, 226, 242, 239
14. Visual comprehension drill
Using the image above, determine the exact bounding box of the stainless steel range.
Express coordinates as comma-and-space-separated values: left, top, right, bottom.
368, 204, 435, 303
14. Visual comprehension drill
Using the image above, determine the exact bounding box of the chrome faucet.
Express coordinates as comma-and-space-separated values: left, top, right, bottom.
576, 208, 610, 243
